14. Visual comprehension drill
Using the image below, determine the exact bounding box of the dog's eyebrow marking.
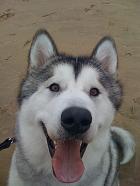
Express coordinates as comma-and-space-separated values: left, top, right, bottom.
78, 66, 100, 87
53, 64, 75, 85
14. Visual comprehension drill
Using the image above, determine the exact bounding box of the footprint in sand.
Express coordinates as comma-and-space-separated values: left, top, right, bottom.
133, 97, 140, 105
23, 40, 31, 47
84, 4, 95, 13
0, 9, 15, 22
119, 97, 140, 120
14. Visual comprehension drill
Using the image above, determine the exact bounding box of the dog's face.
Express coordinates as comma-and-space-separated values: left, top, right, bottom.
18, 30, 122, 183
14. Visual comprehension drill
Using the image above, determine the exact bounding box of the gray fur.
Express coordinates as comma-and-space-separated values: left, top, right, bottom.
111, 127, 135, 164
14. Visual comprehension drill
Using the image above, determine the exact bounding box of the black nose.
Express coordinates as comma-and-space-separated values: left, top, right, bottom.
61, 107, 92, 135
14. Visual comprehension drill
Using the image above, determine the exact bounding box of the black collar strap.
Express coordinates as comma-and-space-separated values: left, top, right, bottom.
0, 137, 16, 151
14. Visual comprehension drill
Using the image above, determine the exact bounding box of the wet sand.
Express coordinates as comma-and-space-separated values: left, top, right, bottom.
0, 0, 140, 185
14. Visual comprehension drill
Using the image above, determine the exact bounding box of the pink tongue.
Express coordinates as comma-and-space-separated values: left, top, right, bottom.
52, 140, 84, 183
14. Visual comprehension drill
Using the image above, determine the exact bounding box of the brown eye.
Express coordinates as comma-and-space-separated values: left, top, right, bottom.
49, 83, 60, 92
90, 88, 100, 97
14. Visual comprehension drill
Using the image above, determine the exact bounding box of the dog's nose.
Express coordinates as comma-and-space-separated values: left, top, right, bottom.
61, 107, 92, 135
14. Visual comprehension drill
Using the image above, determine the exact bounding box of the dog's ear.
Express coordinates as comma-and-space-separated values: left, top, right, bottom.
29, 29, 57, 69
92, 37, 118, 76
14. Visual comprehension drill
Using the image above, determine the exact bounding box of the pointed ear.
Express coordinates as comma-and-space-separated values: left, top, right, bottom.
92, 37, 118, 75
29, 29, 57, 69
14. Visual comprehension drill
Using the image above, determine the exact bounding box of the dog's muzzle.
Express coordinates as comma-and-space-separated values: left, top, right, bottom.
61, 107, 92, 135
40, 107, 91, 184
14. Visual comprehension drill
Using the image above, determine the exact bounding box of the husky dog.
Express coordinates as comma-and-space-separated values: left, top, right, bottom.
8, 29, 135, 186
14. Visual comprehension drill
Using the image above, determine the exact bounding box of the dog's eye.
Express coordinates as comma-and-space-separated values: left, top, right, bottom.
90, 88, 100, 97
49, 83, 60, 92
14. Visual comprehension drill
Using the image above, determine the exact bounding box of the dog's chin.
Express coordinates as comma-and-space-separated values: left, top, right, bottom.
40, 122, 88, 183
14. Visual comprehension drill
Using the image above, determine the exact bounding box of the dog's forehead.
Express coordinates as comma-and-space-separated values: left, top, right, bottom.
53, 64, 75, 82
52, 63, 100, 87
77, 67, 99, 86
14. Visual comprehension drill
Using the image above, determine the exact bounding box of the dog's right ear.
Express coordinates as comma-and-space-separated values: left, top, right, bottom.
29, 29, 57, 69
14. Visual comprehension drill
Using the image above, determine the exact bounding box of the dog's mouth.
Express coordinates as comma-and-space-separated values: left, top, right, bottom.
40, 122, 88, 183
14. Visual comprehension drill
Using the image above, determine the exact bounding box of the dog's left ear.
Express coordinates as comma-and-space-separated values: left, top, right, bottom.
29, 29, 57, 69
92, 37, 118, 76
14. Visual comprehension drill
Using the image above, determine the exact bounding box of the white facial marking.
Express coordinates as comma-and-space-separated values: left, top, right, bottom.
45, 64, 75, 89
77, 67, 102, 91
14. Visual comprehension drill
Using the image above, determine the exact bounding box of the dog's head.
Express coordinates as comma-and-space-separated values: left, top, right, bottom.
18, 30, 122, 183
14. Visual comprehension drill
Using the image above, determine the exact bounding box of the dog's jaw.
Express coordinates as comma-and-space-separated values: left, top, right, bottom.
40, 121, 88, 183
